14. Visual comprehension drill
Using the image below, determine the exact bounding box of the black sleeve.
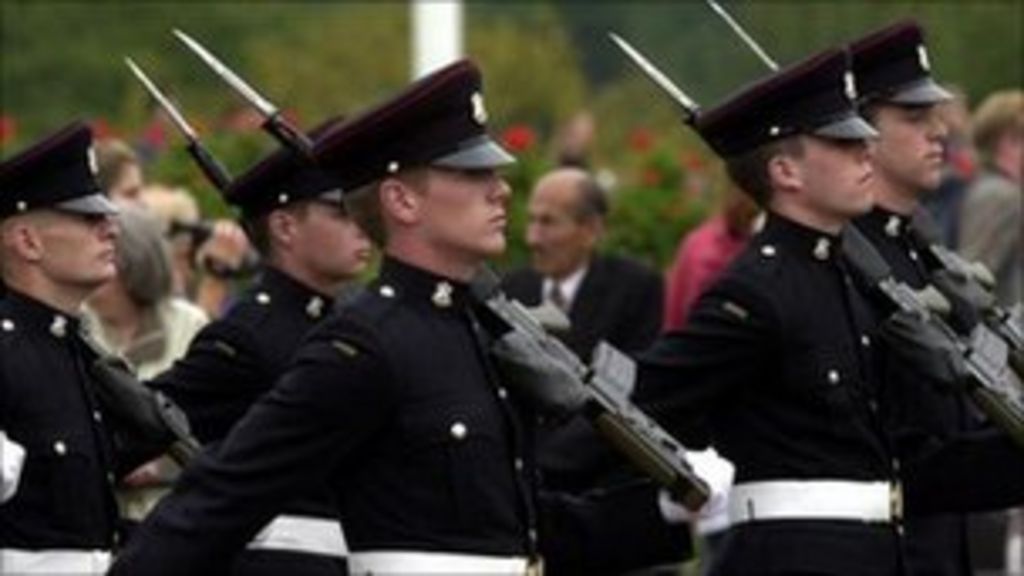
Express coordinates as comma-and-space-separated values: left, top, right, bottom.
147, 321, 266, 443
615, 268, 665, 355
902, 426, 1024, 514
539, 479, 692, 576
109, 321, 395, 576
635, 277, 776, 449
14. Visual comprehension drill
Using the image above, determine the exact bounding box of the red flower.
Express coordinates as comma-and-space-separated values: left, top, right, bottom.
628, 128, 654, 153
680, 150, 707, 172
142, 119, 168, 150
0, 114, 16, 145
641, 167, 662, 187
91, 118, 116, 139
502, 125, 536, 153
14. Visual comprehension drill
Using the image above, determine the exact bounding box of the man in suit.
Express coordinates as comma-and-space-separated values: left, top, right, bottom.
502, 171, 687, 575
503, 167, 663, 361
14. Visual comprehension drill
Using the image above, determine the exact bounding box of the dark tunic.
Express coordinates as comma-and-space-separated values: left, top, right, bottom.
636, 213, 903, 576
110, 257, 538, 575
150, 266, 343, 575
0, 291, 120, 551
855, 207, 1024, 576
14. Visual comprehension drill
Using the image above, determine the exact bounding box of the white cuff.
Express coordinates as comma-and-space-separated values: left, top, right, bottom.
2, 431, 27, 504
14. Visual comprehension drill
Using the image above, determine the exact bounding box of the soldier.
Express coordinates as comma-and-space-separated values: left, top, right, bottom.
113, 57, 691, 576
848, 20, 1024, 576
501, 168, 690, 575
146, 121, 371, 575
110, 59, 542, 576
629, 45, 916, 574
0, 122, 166, 574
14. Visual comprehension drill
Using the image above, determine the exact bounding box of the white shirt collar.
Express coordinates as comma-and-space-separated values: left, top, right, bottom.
543, 263, 589, 312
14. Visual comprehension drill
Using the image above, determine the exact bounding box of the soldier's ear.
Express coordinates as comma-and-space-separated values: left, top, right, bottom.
379, 176, 421, 226
266, 208, 298, 249
4, 217, 46, 264
767, 153, 802, 196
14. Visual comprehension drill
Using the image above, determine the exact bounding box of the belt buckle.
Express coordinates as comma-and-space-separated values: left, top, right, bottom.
526, 556, 544, 576
889, 481, 904, 523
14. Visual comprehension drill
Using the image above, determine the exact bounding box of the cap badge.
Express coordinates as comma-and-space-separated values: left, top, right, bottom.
470, 91, 488, 125
432, 281, 453, 308
843, 71, 858, 102
917, 44, 931, 72
86, 145, 99, 176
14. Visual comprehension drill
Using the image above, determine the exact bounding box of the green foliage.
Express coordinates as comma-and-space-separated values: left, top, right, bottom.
467, 4, 587, 134
603, 141, 719, 270
2, 0, 1019, 273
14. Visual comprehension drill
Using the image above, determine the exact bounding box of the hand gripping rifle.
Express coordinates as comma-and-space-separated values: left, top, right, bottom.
78, 329, 201, 467
842, 226, 1024, 449
125, 57, 233, 192
172, 29, 314, 158
470, 268, 711, 510
907, 210, 1024, 367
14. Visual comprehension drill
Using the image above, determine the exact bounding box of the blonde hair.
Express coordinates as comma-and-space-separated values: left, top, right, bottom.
138, 184, 200, 231
972, 90, 1024, 159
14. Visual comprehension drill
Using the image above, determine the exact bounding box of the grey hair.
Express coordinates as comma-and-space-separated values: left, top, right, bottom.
114, 205, 174, 308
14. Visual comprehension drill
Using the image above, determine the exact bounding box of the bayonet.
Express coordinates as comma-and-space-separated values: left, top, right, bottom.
705, 0, 780, 71
609, 32, 701, 121
173, 29, 314, 157
124, 57, 232, 191
126, 57, 198, 141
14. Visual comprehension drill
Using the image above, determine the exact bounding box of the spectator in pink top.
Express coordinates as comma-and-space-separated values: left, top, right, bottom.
664, 189, 758, 330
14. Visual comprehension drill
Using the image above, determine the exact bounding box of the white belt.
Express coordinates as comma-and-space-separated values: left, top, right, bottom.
0, 548, 111, 574
349, 551, 531, 575
729, 480, 901, 525
246, 515, 348, 558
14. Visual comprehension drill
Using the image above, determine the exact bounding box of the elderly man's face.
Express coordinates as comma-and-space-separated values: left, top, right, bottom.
525, 174, 600, 280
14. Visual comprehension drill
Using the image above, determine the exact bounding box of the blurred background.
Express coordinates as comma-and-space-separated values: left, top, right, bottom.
1, 0, 1021, 271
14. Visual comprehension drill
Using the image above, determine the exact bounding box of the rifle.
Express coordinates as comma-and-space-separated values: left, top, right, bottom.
172, 29, 313, 158
841, 226, 1024, 449
470, 268, 711, 510
125, 57, 233, 192
907, 210, 1024, 363
79, 330, 201, 466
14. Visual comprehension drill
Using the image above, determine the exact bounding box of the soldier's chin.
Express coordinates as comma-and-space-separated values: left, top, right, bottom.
480, 236, 507, 257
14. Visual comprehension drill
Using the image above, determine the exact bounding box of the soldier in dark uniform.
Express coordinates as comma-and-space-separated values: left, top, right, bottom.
146, 122, 372, 575
0, 122, 146, 574
630, 47, 915, 575
849, 21, 1024, 576
110, 59, 542, 576
112, 58, 683, 576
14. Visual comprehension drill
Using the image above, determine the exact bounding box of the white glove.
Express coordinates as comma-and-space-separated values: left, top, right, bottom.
658, 448, 735, 533
1, 431, 27, 504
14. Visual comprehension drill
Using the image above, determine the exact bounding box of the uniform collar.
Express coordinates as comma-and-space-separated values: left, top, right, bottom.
374, 256, 472, 311
0, 289, 81, 339
858, 206, 912, 240
254, 266, 335, 320
759, 212, 841, 263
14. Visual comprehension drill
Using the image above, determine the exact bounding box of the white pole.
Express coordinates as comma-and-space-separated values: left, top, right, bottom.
411, 0, 464, 80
